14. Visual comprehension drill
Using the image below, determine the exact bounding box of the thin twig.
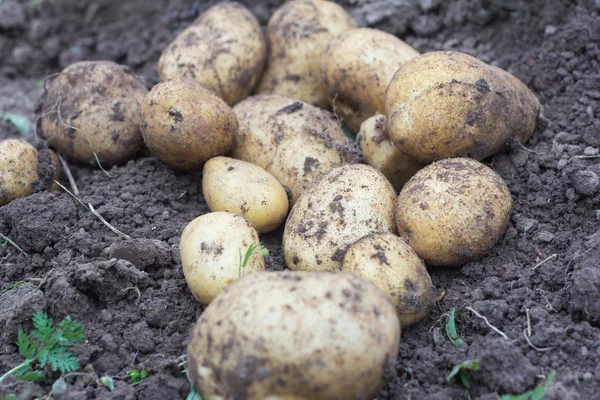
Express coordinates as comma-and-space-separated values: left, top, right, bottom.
119, 286, 142, 304
54, 180, 85, 207
523, 329, 554, 352
56, 152, 79, 196
533, 253, 557, 270
466, 306, 509, 340
526, 308, 532, 338
0, 233, 29, 257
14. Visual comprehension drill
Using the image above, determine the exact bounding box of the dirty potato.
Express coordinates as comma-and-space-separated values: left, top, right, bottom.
187, 271, 400, 400
0, 139, 39, 206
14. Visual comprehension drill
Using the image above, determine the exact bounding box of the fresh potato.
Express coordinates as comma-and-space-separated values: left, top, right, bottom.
179, 211, 265, 305
395, 157, 513, 267
254, 0, 357, 108
158, 2, 266, 105
187, 271, 400, 400
322, 28, 419, 133
284, 164, 396, 272
202, 157, 289, 233
0, 139, 39, 206
385, 51, 540, 164
358, 114, 423, 191
342, 232, 435, 327
232, 94, 356, 205
141, 78, 237, 171
40, 61, 147, 166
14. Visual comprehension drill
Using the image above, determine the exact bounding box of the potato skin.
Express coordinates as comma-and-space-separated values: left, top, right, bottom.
187, 271, 400, 400
255, 0, 357, 108
385, 51, 541, 164
395, 158, 513, 267
0, 139, 39, 206
322, 28, 419, 133
202, 157, 289, 233
40, 61, 147, 166
232, 94, 356, 205
158, 2, 266, 105
343, 232, 435, 327
141, 78, 237, 171
284, 164, 397, 272
179, 212, 265, 305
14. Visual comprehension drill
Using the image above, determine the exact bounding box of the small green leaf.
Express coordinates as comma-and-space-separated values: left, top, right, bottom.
500, 370, 556, 400
445, 308, 465, 347
100, 376, 115, 391
446, 359, 480, 385
32, 311, 54, 344
0, 113, 30, 134
14, 369, 45, 382
58, 316, 84, 345
17, 329, 36, 360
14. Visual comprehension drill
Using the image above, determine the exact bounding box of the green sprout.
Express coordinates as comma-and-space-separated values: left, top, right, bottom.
445, 308, 465, 347
128, 369, 149, 386
500, 371, 556, 400
447, 359, 480, 399
238, 243, 269, 278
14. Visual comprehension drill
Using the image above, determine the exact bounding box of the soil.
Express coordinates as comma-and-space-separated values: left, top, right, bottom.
1, 0, 599, 399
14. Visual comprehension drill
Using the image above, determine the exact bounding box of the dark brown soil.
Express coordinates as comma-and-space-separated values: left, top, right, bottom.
1, 0, 600, 399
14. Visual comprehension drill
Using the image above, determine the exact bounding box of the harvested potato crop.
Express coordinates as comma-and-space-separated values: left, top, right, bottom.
322, 28, 419, 133
141, 78, 237, 171
284, 164, 396, 272
255, 0, 357, 108
343, 232, 435, 327
158, 2, 266, 105
40, 61, 148, 166
187, 271, 400, 400
202, 157, 289, 233
232, 94, 356, 205
358, 113, 423, 191
179, 211, 265, 305
385, 51, 541, 164
395, 157, 513, 267
0, 139, 39, 206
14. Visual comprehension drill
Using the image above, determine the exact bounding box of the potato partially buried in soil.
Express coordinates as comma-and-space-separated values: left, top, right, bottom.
187, 271, 401, 400
0, 139, 40, 206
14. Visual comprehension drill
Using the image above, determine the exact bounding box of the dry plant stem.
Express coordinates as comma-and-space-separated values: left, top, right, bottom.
57, 152, 79, 196
466, 306, 509, 340
523, 308, 554, 352
533, 253, 557, 270
0, 233, 29, 257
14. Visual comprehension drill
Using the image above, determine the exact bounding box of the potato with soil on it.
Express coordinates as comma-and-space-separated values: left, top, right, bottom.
385, 51, 541, 164
358, 113, 423, 191
342, 232, 435, 328
40, 61, 148, 166
232, 94, 356, 205
322, 28, 419, 133
187, 271, 400, 400
158, 2, 266, 105
179, 211, 265, 305
284, 163, 396, 272
140, 78, 237, 171
202, 157, 289, 233
395, 157, 513, 267
254, 0, 357, 108
0, 139, 39, 206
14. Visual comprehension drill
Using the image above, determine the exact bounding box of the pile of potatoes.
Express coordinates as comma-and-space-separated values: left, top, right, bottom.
0, 0, 541, 398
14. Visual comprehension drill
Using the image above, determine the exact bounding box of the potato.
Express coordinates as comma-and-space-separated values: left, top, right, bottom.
284, 164, 396, 272
395, 157, 513, 267
202, 157, 289, 233
179, 211, 265, 305
254, 0, 357, 108
158, 2, 266, 105
0, 139, 39, 206
322, 28, 419, 133
140, 78, 237, 171
187, 271, 400, 400
342, 232, 435, 327
40, 61, 147, 166
358, 114, 423, 191
232, 94, 356, 205
385, 51, 541, 164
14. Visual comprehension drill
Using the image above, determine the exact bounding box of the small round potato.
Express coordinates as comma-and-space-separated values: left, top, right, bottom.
180, 212, 265, 305
322, 28, 419, 133
187, 271, 400, 400
385, 51, 541, 164
342, 232, 435, 327
255, 0, 357, 108
358, 114, 423, 191
395, 158, 513, 267
40, 61, 148, 166
284, 164, 397, 272
202, 157, 289, 233
141, 78, 237, 171
0, 139, 39, 206
158, 2, 267, 105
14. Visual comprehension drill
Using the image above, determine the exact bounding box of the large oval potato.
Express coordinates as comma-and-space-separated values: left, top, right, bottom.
40, 61, 147, 166
187, 271, 400, 400
322, 28, 419, 133
284, 164, 396, 272
180, 212, 265, 305
141, 78, 237, 171
343, 232, 435, 327
232, 94, 356, 205
254, 0, 357, 108
158, 2, 266, 105
202, 157, 289, 233
0, 139, 39, 206
385, 51, 541, 164
395, 157, 513, 267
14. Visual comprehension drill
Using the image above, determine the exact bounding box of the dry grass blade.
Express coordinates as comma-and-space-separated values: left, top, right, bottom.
56, 152, 79, 196
532, 253, 557, 270
466, 306, 509, 340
